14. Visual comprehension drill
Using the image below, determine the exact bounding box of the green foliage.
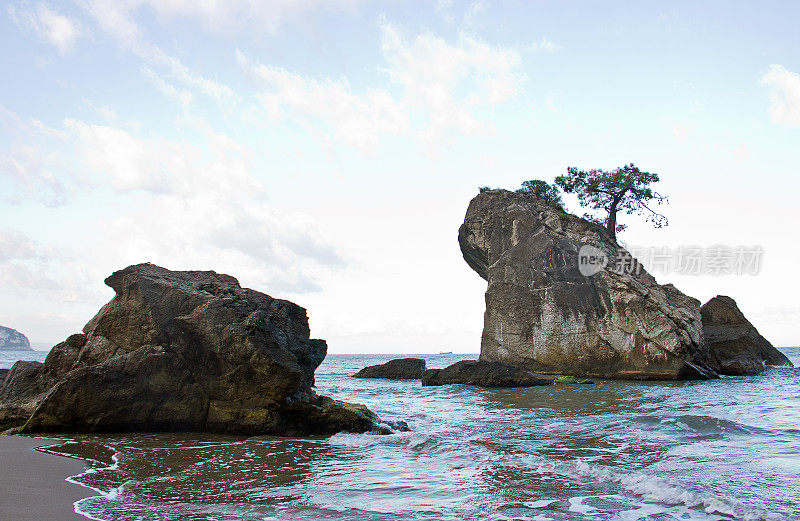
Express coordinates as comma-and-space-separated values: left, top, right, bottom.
555, 163, 667, 241
478, 186, 493, 193
516, 179, 564, 208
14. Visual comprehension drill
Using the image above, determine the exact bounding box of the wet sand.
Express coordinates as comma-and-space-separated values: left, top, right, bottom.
0, 435, 94, 520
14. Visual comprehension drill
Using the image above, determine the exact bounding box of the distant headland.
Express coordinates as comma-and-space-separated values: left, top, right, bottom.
0, 326, 31, 351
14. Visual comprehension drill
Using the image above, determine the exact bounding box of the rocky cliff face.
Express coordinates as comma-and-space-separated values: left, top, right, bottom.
459, 190, 717, 380
0, 326, 31, 350
701, 295, 793, 375
0, 264, 373, 435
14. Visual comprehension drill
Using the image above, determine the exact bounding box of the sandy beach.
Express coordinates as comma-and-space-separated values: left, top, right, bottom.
0, 435, 94, 521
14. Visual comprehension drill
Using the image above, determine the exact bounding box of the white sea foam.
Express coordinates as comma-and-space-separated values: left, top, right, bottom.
60, 444, 125, 521
524, 499, 559, 509
567, 496, 600, 515
564, 459, 786, 521
406, 433, 431, 448
327, 432, 381, 448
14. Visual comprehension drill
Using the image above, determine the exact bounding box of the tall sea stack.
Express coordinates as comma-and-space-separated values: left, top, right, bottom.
458, 189, 793, 380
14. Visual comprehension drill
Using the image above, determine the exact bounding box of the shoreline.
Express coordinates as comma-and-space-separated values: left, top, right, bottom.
0, 435, 96, 521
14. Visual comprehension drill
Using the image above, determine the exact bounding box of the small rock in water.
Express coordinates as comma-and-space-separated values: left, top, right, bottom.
701, 295, 794, 375
353, 358, 426, 379
371, 420, 411, 435
422, 360, 553, 387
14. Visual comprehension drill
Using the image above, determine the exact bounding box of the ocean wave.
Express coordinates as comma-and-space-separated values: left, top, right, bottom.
523, 455, 787, 521
326, 430, 439, 451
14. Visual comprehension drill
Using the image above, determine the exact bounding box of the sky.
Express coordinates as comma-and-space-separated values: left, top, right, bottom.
1, 0, 799, 352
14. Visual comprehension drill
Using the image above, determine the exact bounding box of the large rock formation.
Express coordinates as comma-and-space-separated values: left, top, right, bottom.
0, 326, 31, 350
459, 189, 717, 380
422, 360, 553, 387
0, 264, 374, 435
353, 358, 426, 379
701, 295, 793, 375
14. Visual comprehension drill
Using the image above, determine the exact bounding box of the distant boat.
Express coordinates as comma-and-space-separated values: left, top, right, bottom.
439, 351, 453, 354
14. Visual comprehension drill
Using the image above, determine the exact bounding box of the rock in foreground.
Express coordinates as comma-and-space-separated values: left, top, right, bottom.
422, 360, 553, 387
0, 264, 374, 435
701, 296, 793, 375
459, 189, 717, 380
0, 326, 31, 350
353, 358, 427, 379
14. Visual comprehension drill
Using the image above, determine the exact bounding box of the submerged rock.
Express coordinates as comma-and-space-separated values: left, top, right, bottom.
554, 375, 595, 384
372, 419, 411, 435
353, 358, 427, 379
0, 326, 31, 350
701, 296, 793, 375
422, 360, 553, 387
459, 189, 717, 380
0, 263, 374, 435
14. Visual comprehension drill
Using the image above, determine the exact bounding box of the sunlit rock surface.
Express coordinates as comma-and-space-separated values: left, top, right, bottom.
459, 189, 717, 380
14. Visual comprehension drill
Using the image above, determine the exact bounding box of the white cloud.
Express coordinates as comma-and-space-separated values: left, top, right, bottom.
671, 122, 695, 143
435, 0, 454, 11
0, 228, 41, 262
732, 143, 750, 161
0, 108, 71, 206
78, 0, 239, 111
76, 2, 525, 154
0, 108, 346, 296
761, 64, 800, 126
543, 95, 572, 129
108, 194, 344, 294
463, 1, 489, 26
74, 0, 363, 45
0, 228, 96, 303
70, 118, 346, 293
237, 50, 408, 154
379, 22, 524, 147
111, 0, 362, 34
528, 36, 560, 53
9, 3, 82, 54
237, 24, 525, 154
64, 117, 269, 202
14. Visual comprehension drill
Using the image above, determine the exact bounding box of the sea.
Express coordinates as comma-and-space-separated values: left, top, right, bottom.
2, 349, 799, 521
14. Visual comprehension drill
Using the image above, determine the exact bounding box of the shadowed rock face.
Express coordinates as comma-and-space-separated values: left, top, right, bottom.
459, 190, 717, 380
422, 360, 553, 387
701, 295, 793, 375
0, 264, 373, 435
353, 358, 426, 379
